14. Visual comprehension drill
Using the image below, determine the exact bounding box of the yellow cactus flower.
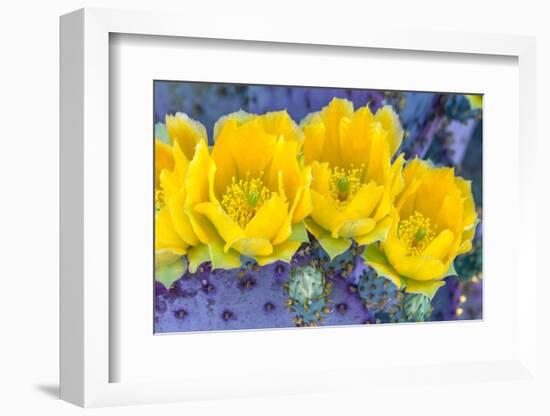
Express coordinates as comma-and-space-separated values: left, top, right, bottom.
213, 109, 303, 149
363, 158, 478, 298
195, 111, 312, 266
155, 114, 240, 286
154, 139, 174, 209
301, 97, 405, 259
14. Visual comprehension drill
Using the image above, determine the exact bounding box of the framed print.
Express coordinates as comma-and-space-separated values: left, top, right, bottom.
152, 80, 483, 334
60, 7, 540, 408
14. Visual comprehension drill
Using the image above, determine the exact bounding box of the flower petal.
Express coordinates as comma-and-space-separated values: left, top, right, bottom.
208, 239, 241, 270
245, 193, 289, 241
404, 279, 445, 300
304, 218, 325, 239
374, 105, 404, 157
393, 256, 447, 281
265, 138, 300, 201
211, 119, 240, 197
310, 190, 344, 236
155, 256, 187, 289
422, 229, 454, 261
354, 216, 393, 246
336, 218, 376, 238
259, 110, 303, 146
365, 123, 391, 186
344, 181, 383, 220
362, 244, 402, 288
318, 98, 354, 166
155, 207, 188, 254
256, 240, 302, 266
227, 118, 278, 178
194, 202, 244, 247
338, 106, 375, 169
155, 139, 174, 188
310, 161, 331, 197
302, 113, 326, 166
185, 140, 211, 205
187, 244, 211, 273
165, 113, 207, 160
318, 234, 352, 260
230, 237, 273, 257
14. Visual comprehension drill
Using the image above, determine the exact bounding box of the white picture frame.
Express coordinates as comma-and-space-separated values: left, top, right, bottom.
60, 7, 539, 408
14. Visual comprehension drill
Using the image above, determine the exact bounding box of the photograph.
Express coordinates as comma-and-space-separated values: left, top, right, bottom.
153, 81, 483, 333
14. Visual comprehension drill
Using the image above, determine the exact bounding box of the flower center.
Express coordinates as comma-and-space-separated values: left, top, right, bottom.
398, 211, 436, 256
221, 172, 272, 228
328, 165, 364, 210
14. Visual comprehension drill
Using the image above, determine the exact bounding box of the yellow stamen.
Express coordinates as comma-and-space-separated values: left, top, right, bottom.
328, 165, 364, 211
221, 172, 272, 228
398, 211, 435, 256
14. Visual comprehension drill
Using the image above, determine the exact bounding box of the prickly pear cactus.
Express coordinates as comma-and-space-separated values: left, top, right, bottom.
390, 293, 433, 323
358, 269, 399, 314
285, 265, 331, 327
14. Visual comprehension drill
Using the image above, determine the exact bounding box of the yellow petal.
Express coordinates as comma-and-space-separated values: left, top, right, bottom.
208, 239, 242, 270
304, 218, 326, 239
245, 193, 289, 241
265, 139, 300, 202
213, 110, 254, 140
211, 119, 240, 197
302, 113, 326, 166
185, 140, 211, 205
310, 161, 331, 197
374, 105, 404, 157
155, 207, 188, 254
415, 167, 458, 221
194, 202, 244, 247
187, 244, 210, 273
338, 106, 375, 169
344, 181, 383, 220
390, 153, 406, 199
160, 144, 199, 246
402, 157, 429, 188
457, 219, 478, 255
155, 139, 174, 188
457, 239, 473, 255
382, 224, 411, 265
292, 185, 313, 223
422, 229, 454, 260
405, 279, 445, 299
171, 139, 190, 182
365, 123, 391, 186
166, 190, 200, 246
165, 113, 207, 161
256, 240, 302, 266
354, 216, 393, 246
318, 98, 354, 166
310, 190, 344, 235
434, 194, 464, 234
393, 256, 447, 281
230, 237, 273, 257
362, 244, 402, 288
336, 218, 376, 238
227, 118, 278, 178
185, 206, 219, 244
259, 110, 303, 146
455, 177, 477, 227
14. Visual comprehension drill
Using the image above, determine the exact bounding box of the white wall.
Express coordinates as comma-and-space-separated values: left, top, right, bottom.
1, 0, 548, 414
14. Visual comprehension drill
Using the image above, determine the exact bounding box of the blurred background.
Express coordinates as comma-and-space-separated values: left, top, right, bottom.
154, 81, 483, 330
